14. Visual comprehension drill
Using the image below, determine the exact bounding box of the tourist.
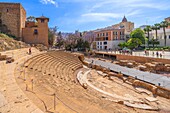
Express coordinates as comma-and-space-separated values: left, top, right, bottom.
162, 50, 165, 54
160, 53, 162, 58
29, 47, 32, 55
156, 51, 159, 58
152, 52, 154, 57
91, 60, 94, 64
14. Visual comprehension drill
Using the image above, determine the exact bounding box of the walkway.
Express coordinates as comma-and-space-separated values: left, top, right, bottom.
95, 50, 170, 59
0, 48, 43, 113
85, 58, 170, 89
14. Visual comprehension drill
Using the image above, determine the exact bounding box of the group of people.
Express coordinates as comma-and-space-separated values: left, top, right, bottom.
145, 50, 164, 58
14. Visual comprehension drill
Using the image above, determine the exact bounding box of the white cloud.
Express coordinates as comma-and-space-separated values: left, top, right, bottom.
90, 0, 170, 11
79, 10, 141, 23
40, 0, 58, 7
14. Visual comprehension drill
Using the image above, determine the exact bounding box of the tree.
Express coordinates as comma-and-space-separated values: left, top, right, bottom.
127, 38, 142, 50
55, 31, 64, 49
48, 29, 55, 46
118, 42, 127, 49
26, 16, 36, 22
152, 23, 160, 40
83, 40, 90, 50
144, 25, 152, 47
160, 21, 170, 46
65, 34, 79, 51
149, 38, 159, 48
130, 28, 146, 44
77, 38, 84, 51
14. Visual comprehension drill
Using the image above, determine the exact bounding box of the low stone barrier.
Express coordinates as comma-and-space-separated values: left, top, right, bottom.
107, 72, 124, 80
132, 80, 157, 94
156, 86, 170, 99
81, 57, 170, 99
78, 55, 84, 62
0, 55, 7, 60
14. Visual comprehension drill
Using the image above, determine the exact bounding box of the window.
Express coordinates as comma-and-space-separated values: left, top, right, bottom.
100, 33, 102, 36
97, 42, 99, 45
103, 33, 105, 36
97, 34, 99, 37
7, 9, 9, 12
105, 37, 108, 40
41, 19, 44, 23
104, 42, 107, 45
100, 46, 102, 49
106, 32, 108, 36
34, 29, 38, 35
100, 42, 102, 45
169, 35, 170, 39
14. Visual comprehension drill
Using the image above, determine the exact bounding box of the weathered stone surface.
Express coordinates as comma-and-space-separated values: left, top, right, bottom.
138, 65, 148, 71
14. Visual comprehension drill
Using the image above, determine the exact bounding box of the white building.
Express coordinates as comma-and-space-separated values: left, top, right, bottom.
150, 28, 170, 46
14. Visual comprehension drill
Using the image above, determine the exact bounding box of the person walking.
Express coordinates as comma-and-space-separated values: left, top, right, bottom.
156, 51, 159, 58
152, 52, 154, 57
160, 53, 162, 58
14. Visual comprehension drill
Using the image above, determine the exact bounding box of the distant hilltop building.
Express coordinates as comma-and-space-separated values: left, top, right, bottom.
0, 2, 49, 47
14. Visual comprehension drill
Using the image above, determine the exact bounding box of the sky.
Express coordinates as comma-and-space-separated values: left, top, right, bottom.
1, 0, 170, 32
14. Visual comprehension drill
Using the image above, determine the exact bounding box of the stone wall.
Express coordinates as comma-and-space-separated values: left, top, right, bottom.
0, 3, 26, 38
116, 54, 170, 64
22, 19, 49, 47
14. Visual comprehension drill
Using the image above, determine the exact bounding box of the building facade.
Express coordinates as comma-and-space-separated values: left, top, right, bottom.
112, 16, 134, 38
22, 16, 49, 47
0, 2, 49, 47
94, 28, 125, 50
148, 17, 170, 47
0, 2, 26, 38
92, 16, 134, 50
150, 28, 170, 46
165, 17, 170, 29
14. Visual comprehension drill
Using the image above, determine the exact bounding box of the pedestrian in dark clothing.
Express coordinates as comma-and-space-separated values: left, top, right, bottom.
29, 47, 32, 55
156, 51, 159, 58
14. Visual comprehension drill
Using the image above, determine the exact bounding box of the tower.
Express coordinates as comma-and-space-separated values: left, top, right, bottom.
22, 15, 49, 47
35, 16, 49, 47
122, 16, 127, 22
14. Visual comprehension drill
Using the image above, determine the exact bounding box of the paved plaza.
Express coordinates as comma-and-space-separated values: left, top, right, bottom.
95, 50, 170, 59
85, 58, 170, 89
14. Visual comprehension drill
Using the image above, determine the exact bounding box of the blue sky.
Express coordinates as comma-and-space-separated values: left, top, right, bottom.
1, 0, 170, 32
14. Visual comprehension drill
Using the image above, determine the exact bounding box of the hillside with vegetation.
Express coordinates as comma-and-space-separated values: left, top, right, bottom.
0, 33, 29, 51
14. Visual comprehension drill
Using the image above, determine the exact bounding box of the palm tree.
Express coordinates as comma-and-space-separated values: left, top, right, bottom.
152, 23, 160, 40
160, 21, 170, 46
144, 25, 152, 47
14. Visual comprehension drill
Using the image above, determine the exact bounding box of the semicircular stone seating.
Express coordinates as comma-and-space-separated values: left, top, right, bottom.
22, 51, 83, 110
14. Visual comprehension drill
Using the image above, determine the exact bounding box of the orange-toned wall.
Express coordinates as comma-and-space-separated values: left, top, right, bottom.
95, 29, 124, 41
22, 19, 49, 47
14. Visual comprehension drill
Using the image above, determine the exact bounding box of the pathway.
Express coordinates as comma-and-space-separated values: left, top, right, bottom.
0, 48, 43, 113
85, 58, 170, 89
